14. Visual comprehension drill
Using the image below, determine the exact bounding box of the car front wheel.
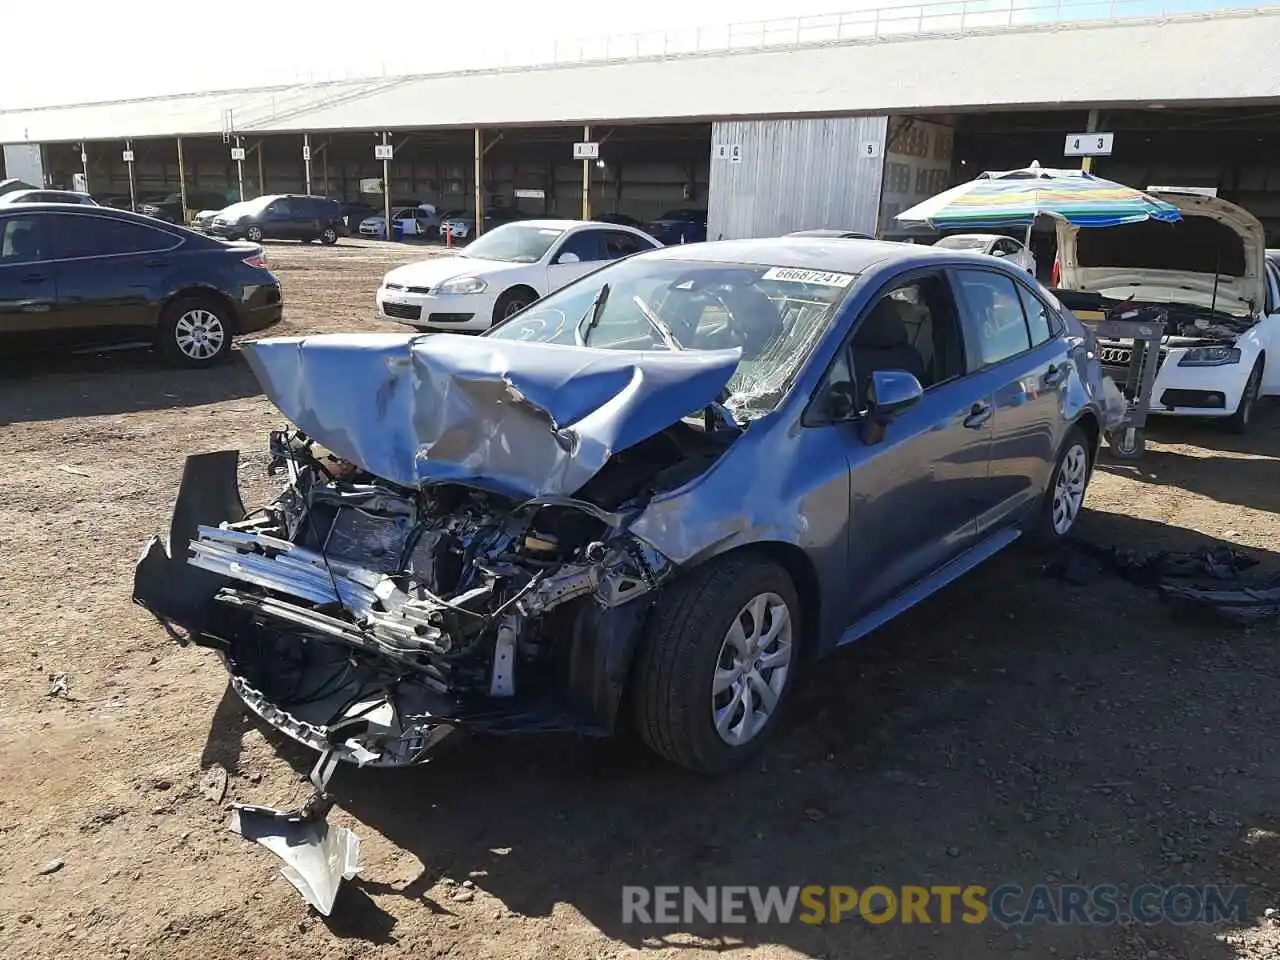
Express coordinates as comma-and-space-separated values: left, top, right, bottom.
1225, 358, 1264, 434
631, 554, 799, 773
246, 225, 263, 243
320, 227, 338, 245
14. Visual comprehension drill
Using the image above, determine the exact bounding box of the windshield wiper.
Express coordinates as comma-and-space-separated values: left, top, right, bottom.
575, 283, 611, 346
631, 294, 684, 351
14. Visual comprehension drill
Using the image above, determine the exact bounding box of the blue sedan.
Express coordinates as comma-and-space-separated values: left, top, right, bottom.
136, 237, 1110, 779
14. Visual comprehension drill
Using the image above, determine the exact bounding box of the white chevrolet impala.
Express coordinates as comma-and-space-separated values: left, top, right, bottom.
376, 219, 661, 332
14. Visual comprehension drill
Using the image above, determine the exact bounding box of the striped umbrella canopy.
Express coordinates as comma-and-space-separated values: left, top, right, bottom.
894, 162, 1182, 230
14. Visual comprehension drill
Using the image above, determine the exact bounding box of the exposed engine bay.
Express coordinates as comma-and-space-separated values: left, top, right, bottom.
133, 423, 746, 770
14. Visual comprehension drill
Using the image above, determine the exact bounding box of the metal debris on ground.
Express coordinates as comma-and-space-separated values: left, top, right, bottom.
200, 765, 229, 804
1051, 539, 1280, 623
47, 673, 69, 698
55, 464, 92, 478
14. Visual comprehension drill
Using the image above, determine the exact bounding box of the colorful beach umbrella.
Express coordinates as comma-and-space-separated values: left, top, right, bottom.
894, 162, 1182, 230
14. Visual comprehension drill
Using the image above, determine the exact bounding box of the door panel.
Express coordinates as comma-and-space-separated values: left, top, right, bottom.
951, 268, 1068, 533
0, 215, 57, 340
834, 270, 996, 620
50, 213, 176, 335
546, 230, 607, 291
1263, 262, 1280, 394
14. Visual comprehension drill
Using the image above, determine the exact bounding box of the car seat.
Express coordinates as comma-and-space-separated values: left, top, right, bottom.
852, 298, 927, 404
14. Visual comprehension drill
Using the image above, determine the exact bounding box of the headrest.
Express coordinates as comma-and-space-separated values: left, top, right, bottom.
856, 298, 909, 348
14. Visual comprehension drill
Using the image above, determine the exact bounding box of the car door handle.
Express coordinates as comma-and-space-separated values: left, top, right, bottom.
22, 272, 50, 284
143, 259, 170, 268
1043, 363, 1066, 387
963, 401, 992, 429
16, 299, 51, 313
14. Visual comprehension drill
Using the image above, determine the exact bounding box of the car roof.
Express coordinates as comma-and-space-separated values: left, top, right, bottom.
786, 228, 873, 238
937, 233, 1004, 241
0, 203, 187, 225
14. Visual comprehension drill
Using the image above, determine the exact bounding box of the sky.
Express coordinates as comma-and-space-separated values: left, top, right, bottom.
0, 0, 1243, 109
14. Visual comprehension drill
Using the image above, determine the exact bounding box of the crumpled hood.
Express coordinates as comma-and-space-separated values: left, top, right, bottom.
1058, 192, 1266, 317
382, 256, 517, 288
242, 333, 742, 499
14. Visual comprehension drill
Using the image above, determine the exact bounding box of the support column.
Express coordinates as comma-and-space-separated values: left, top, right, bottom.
235, 136, 245, 201
79, 142, 89, 194
258, 140, 266, 196
126, 140, 136, 212
304, 133, 312, 195
176, 137, 188, 224
1081, 109, 1101, 174
474, 128, 484, 237
382, 132, 392, 241
581, 124, 592, 221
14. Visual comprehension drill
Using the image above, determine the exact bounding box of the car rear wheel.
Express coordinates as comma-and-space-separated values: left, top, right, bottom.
491, 288, 536, 325
1029, 425, 1091, 546
246, 225, 263, 243
320, 227, 338, 245
159, 297, 232, 368
631, 554, 799, 774
1225, 358, 1264, 434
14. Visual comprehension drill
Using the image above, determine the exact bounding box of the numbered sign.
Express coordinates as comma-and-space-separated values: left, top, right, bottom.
374, 144, 394, 161
573, 142, 599, 160
860, 140, 883, 158
302, 145, 311, 161
1064, 133, 1114, 157
122, 149, 134, 163
230, 147, 246, 161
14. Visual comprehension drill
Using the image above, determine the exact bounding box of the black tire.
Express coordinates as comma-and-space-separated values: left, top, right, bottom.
631, 554, 800, 774
320, 226, 339, 246
491, 288, 536, 326
245, 224, 263, 243
1029, 425, 1092, 547
1225, 358, 1264, 434
158, 296, 233, 369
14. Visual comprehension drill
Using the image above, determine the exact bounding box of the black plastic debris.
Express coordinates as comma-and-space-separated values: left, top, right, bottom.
1050, 538, 1279, 624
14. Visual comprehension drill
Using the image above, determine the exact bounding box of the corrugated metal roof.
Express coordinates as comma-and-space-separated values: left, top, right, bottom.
3, 7, 1278, 144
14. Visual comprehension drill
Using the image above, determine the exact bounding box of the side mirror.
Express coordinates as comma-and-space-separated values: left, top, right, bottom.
557, 252, 581, 264
867, 369, 924, 416
860, 370, 924, 445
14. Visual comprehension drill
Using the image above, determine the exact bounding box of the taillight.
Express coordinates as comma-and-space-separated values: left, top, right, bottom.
1051, 258, 1060, 287
243, 253, 268, 269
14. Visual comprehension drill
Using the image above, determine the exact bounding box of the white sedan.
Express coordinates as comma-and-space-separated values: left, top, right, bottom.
376, 219, 662, 332
359, 204, 441, 239
935, 233, 1036, 275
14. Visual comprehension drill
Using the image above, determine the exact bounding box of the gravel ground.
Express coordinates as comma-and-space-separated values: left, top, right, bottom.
1, 238, 1279, 960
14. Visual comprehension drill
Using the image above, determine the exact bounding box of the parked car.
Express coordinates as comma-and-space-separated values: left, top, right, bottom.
209, 195, 343, 245
376, 219, 662, 331
0, 203, 281, 367
339, 202, 379, 235
136, 237, 1110, 797
190, 209, 221, 232
439, 208, 526, 243
0, 189, 98, 206
138, 190, 232, 224
647, 208, 707, 245
1054, 190, 1280, 433
0, 178, 36, 198
935, 233, 1036, 275
596, 212, 645, 229
786, 228, 875, 239
99, 195, 136, 211
358, 204, 441, 239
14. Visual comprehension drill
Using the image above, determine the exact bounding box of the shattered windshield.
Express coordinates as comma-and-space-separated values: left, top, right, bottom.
463, 223, 565, 262
486, 257, 856, 418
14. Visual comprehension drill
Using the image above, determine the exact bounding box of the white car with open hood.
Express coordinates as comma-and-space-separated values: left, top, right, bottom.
1055, 190, 1280, 432
375, 219, 661, 332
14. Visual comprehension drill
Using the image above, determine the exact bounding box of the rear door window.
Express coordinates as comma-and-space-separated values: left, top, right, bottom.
0, 215, 46, 263
1015, 283, 1055, 346
50, 214, 178, 259
953, 269, 1032, 366
554, 230, 606, 263
602, 231, 653, 259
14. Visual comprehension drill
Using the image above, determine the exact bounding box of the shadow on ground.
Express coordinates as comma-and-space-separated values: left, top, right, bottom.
1096, 411, 1280, 518
201, 504, 1280, 957
0, 348, 262, 424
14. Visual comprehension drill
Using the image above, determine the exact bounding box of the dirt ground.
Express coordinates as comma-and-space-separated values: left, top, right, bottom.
2, 238, 1280, 960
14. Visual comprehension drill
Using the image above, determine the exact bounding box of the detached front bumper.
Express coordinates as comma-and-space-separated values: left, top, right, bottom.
375, 287, 491, 331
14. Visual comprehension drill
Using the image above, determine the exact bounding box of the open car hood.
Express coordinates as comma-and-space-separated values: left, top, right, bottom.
1057, 192, 1266, 317
242, 333, 741, 499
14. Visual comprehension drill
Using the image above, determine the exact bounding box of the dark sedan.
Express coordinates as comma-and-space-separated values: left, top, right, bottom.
0, 203, 282, 367
647, 208, 707, 245
138, 190, 231, 224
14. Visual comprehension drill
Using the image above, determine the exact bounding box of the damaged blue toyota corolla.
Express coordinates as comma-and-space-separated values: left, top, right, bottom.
134, 238, 1116, 907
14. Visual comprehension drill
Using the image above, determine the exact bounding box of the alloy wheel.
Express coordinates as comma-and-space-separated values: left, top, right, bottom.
173, 309, 226, 361
1051, 443, 1089, 535
711, 592, 793, 747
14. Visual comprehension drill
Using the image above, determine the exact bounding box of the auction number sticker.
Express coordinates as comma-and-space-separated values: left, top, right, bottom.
762, 267, 855, 287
